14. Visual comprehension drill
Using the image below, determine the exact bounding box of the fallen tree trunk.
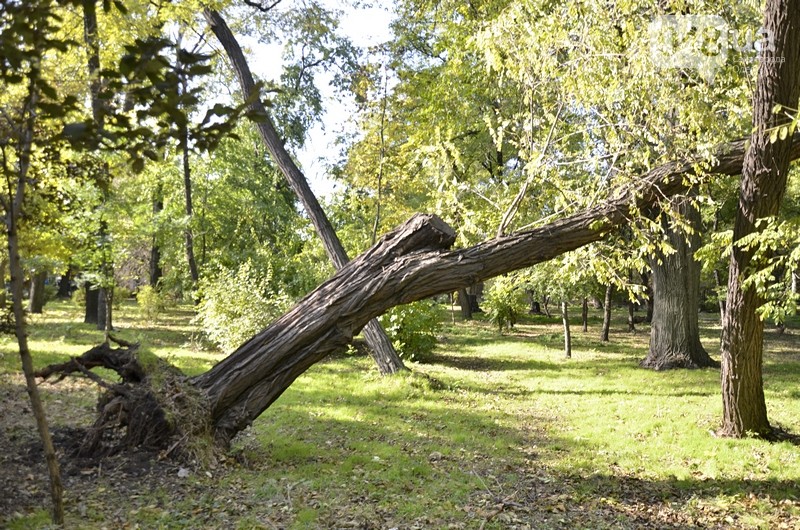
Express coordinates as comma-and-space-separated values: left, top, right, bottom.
194, 134, 791, 445
38, 133, 800, 453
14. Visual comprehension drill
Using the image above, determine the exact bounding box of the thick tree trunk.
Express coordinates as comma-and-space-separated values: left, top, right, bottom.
28, 270, 47, 313
720, 0, 800, 438
562, 301, 571, 358
641, 198, 718, 370
600, 284, 613, 342
204, 8, 405, 375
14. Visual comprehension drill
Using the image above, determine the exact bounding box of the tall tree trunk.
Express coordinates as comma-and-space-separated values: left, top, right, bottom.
581, 297, 588, 332
28, 270, 47, 313
179, 97, 199, 287
562, 301, 571, 358
204, 9, 405, 375
641, 198, 717, 370
3, 65, 63, 524
601, 284, 613, 342
84, 0, 113, 336
720, 0, 800, 438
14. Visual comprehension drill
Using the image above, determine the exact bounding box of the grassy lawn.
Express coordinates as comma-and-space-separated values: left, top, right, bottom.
1, 299, 799, 528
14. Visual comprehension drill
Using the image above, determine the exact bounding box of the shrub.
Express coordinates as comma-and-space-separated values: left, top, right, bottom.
136, 285, 165, 323
484, 276, 527, 332
379, 299, 441, 362
196, 261, 291, 352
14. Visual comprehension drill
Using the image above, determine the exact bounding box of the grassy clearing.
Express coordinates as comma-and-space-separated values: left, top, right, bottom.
1, 300, 799, 529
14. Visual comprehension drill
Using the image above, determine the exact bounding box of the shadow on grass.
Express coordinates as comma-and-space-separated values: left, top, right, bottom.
434, 353, 562, 372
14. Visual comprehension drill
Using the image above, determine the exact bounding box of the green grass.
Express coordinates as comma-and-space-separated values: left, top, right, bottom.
1, 300, 799, 528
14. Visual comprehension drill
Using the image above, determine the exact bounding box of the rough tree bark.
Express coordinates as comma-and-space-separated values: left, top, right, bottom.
720, 0, 800, 438
204, 8, 405, 375
641, 198, 718, 370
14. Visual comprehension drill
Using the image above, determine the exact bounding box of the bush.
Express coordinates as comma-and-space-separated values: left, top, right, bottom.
484, 276, 527, 332
196, 261, 291, 352
136, 285, 165, 323
379, 299, 441, 362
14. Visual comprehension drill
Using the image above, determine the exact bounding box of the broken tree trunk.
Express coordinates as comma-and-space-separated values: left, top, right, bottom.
193, 133, 787, 445
204, 8, 405, 375
38, 132, 800, 453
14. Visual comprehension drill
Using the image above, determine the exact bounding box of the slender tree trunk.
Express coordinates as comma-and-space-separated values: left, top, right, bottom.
3, 71, 63, 524
601, 284, 613, 342
28, 270, 47, 314
720, 0, 800, 438
711, 212, 727, 322
180, 114, 199, 287
627, 299, 635, 332
84, 0, 113, 335
204, 9, 405, 374
0, 257, 6, 308
581, 297, 588, 332
97, 286, 112, 336
641, 198, 717, 370
150, 187, 163, 289
562, 300, 571, 358
640, 271, 654, 323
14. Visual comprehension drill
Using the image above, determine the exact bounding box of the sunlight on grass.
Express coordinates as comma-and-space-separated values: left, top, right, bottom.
2, 302, 799, 528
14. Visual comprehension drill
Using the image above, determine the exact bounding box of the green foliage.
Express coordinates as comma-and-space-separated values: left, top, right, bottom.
196, 260, 291, 352
136, 285, 164, 323
379, 299, 441, 361
483, 275, 526, 332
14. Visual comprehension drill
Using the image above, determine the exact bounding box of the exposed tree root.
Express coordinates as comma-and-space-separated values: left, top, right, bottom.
35, 336, 208, 459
